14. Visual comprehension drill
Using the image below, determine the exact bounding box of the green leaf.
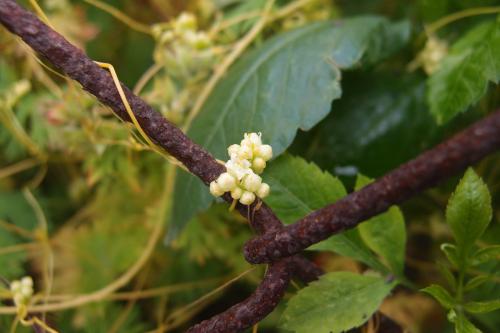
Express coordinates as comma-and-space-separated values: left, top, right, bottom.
451, 311, 482, 333
0, 230, 26, 279
441, 243, 460, 268
428, 17, 500, 123
311, 229, 387, 273
262, 154, 346, 224
292, 72, 441, 178
464, 275, 490, 292
437, 262, 456, 291
464, 300, 500, 314
446, 168, 492, 255
0, 191, 38, 230
281, 272, 395, 333
422, 284, 455, 309
0, 190, 39, 278
261, 155, 385, 271
170, 16, 410, 237
470, 245, 500, 266
356, 175, 406, 275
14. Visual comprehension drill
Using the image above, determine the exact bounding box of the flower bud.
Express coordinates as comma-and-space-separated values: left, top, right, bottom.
248, 132, 262, 146
184, 31, 211, 50
217, 173, 236, 191
239, 191, 256, 205
21, 277, 33, 287
252, 157, 266, 174
21, 285, 33, 298
242, 173, 262, 192
175, 12, 197, 31
210, 181, 224, 197
10, 281, 21, 293
256, 183, 270, 198
159, 30, 175, 44
227, 144, 240, 156
226, 160, 251, 180
257, 144, 273, 161
239, 145, 253, 160
231, 187, 243, 200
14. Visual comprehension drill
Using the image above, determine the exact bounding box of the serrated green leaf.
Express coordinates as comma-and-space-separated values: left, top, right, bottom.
446, 168, 492, 255
464, 300, 500, 314
260, 155, 385, 271
470, 245, 500, 266
441, 243, 460, 268
422, 284, 455, 309
428, 17, 500, 123
170, 16, 410, 237
356, 175, 406, 275
281, 272, 395, 333
262, 154, 346, 224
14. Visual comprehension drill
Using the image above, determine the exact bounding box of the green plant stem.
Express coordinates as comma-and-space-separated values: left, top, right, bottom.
425, 6, 500, 36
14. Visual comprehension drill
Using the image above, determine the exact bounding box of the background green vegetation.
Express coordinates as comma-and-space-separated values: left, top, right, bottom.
0, 0, 499, 332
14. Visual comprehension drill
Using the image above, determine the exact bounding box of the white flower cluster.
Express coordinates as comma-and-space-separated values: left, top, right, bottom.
10, 276, 33, 307
210, 133, 273, 205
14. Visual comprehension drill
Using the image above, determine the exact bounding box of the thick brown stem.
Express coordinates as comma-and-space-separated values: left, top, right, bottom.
244, 110, 500, 263
0, 2, 317, 332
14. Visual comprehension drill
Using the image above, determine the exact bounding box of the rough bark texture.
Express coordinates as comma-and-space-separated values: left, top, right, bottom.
186, 259, 293, 333
0, 2, 319, 332
244, 110, 500, 263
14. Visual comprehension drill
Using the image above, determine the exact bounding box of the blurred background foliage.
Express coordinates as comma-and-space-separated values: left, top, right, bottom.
0, 0, 499, 332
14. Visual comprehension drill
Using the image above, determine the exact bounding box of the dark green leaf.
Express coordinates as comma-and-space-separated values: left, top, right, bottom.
422, 284, 455, 309
428, 17, 500, 123
464, 275, 492, 292
356, 175, 406, 275
171, 16, 410, 236
446, 168, 492, 255
281, 272, 395, 333
470, 245, 500, 266
293, 72, 441, 178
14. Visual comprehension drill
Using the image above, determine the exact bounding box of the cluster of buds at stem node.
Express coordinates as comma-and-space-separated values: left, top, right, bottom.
10, 276, 33, 307
210, 133, 273, 205
152, 12, 212, 51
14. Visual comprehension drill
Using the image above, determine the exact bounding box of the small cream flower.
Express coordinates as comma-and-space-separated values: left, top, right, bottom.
10, 276, 34, 307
